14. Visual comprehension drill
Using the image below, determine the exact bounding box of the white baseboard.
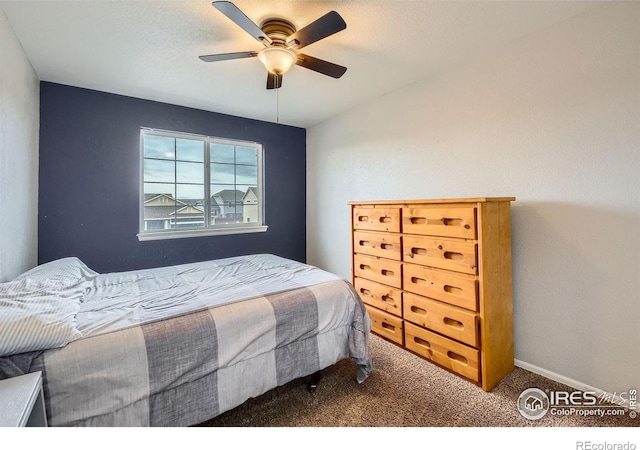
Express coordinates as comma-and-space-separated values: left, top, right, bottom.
514, 359, 632, 409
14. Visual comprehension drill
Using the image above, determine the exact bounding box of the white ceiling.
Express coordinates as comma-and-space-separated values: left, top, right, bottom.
1, 0, 604, 128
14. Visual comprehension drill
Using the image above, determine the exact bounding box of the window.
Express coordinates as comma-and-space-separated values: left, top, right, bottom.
138, 129, 266, 241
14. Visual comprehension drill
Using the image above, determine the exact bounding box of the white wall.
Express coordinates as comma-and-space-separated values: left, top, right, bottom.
307, 2, 639, 398
0, 9, 39, 282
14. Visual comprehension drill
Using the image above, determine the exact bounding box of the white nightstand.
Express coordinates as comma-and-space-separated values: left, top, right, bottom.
0, 371, 48, 427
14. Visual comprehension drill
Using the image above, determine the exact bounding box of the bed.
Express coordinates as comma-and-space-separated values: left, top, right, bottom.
0, 254, 372, 426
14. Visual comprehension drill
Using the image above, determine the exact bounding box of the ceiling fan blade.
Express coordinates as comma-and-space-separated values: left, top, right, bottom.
296, 54, 347, 79
199, 51, 258, 62
213, 1, 272, 46
266, 72, 283, 90
286, 11, 346, 50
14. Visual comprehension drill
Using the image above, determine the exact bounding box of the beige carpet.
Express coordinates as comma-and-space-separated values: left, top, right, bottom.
197, 334, 638, 428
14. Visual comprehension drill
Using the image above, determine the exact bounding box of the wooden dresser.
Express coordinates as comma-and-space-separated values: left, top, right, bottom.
350, 197, 515, 391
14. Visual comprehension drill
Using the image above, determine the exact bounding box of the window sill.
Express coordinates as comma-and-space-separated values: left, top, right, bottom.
137, 225, 268, 241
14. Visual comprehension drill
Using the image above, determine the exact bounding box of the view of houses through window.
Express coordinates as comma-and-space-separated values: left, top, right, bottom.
140, 129, 263, 236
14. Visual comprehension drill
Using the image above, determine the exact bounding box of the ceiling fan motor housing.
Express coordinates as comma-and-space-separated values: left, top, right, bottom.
260, 19, 297, 47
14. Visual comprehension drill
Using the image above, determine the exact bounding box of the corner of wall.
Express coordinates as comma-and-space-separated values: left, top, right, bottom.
0, 9, 40, 281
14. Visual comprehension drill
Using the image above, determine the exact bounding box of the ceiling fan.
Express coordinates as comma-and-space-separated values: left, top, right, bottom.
199, 1, 347, 89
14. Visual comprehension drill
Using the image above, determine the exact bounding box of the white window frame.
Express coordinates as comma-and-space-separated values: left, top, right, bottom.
138, 128, 267, 241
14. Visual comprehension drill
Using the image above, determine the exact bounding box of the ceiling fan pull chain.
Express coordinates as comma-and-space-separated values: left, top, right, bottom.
276, 73, 280, 124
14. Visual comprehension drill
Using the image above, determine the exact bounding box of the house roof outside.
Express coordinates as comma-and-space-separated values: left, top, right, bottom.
173, 205, 204, 217
144, 193, 184, 204
145, 189, 257, 219
147, 190, 254, 205
242, 186, 258, 198
212, 189, 245, 203
143, 205, 205, 220
242, 187, 258, 204
143, 205, 178, 220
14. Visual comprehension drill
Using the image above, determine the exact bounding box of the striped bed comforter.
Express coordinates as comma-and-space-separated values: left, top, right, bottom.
0, 254, 372, 426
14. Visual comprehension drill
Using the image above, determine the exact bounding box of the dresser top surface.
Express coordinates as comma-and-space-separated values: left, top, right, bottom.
348, 197, 516, 206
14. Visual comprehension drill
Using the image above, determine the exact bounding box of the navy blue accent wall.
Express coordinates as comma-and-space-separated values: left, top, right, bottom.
38, 82, 306, 273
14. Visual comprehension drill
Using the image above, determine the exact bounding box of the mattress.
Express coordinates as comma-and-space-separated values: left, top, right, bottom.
0, 254, 372, 426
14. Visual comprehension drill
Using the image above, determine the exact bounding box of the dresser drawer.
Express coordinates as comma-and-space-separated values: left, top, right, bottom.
354, 231, 401, 260
404, 322, 480, 383
354, 277, 403, 317
354, 254, 402, 288
403, 263, 478, 311
402, 206, 476, 239
353, 207, 401, 233
402, 235, 477, 275
403, 293, 478, 347
366, 305, 404, 345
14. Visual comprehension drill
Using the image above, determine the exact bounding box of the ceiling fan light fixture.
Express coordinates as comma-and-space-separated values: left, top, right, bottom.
258, 47, 297, 75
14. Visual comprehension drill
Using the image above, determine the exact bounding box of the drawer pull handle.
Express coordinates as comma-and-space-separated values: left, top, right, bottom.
380, 243, 394, 250
381, 322, 396, 332
359, 264, 371, 270
359, 240, 371, 247
413, 337, 431, 348
410, 217, 426, 225
358, 216, 369, 222
442, 218, 463, 226
411, 247, 427, 256
381, 294, 395, 303
443, 317, 464, 329
410, 305, 428, 316
359, 288, 372, 297
444, 285, 463, 296
379, 216, 392, 223
411, 276, 428, 285
381, 269, 395, 276
444, 251, 464, 261
447, 351, 468, 365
